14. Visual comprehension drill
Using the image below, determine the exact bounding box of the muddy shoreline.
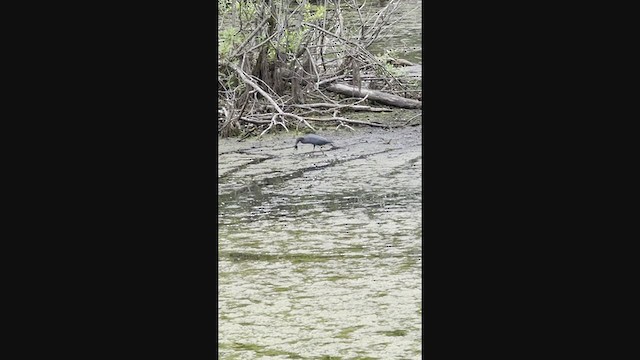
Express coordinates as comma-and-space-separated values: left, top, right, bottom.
218, 124, 422, 359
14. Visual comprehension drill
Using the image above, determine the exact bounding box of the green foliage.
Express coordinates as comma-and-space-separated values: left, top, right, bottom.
374, 50, 407, 77
284, 28, 305, 52
271, 4, 325, 56
218, 0, 257, 20
218, 27, 241, 59
217, 1, 255, 59
218, 1, 327, 61
383, 62, 406, 77
303, 3, 326, 22
374, 49, 395, 63
235, 1, 257, 21
218, 0, 231, 12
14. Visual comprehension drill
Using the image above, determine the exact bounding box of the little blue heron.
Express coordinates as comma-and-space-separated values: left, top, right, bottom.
294, 134, 334, 153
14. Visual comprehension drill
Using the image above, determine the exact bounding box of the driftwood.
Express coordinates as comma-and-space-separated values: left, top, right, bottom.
305, 116, 397, 128
239, 113, 402, 129
290, 103, 392, 112
325, 83, 422, 109
229, 62, 316, 132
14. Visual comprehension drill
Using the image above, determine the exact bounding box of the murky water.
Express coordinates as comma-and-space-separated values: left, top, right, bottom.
219, 126, 422, 359
343, 0, 423, 64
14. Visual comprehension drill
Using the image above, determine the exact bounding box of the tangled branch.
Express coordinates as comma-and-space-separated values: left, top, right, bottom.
218, 0, 421, 138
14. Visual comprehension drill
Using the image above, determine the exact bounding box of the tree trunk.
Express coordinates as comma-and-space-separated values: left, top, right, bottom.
324, 83, 422, 109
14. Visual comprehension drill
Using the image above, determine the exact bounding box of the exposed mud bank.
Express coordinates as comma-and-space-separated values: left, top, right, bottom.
219, 125, 422, 359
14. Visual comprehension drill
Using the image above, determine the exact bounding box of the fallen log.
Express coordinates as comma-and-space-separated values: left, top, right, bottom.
324, 83, 422, 109
290, 103, 392, 112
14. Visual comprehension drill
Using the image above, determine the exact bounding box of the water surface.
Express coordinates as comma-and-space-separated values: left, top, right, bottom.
219, 126, 422, 359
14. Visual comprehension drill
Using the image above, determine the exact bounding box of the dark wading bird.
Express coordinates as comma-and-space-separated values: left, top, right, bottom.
294, 134, 334, 154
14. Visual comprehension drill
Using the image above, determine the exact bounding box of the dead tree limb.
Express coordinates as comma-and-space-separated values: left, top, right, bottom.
290, 103, 392, 112
325, 83, 422, 109
305, 116, 398, 128
229, 63, 284, 113
229, 62, 315, 132
230, 18, 270, 59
